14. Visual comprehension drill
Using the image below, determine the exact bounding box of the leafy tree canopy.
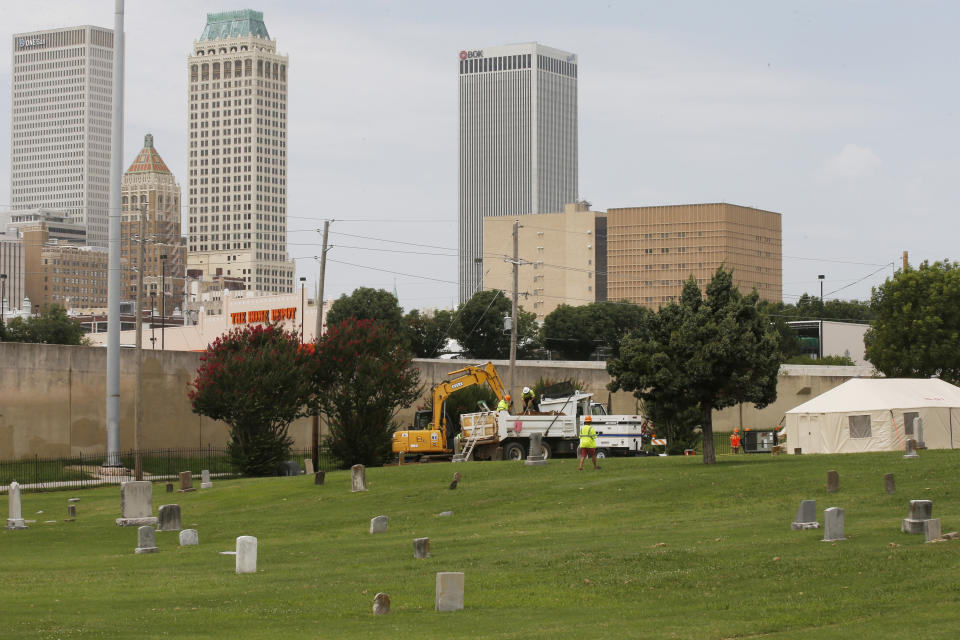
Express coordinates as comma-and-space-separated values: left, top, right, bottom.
188, 324, 315, 476
449, 289, 540, 359
325, 287, 405, 337
405, 308, 453, 358
864, 260, 960, 382
1, 305, 85, 345
541, 301, 648, 360
607, 269, 781, 464
313, 318, 422, 467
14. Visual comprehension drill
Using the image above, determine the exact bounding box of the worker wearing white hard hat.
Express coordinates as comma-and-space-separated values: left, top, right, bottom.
521, 386, 539, 414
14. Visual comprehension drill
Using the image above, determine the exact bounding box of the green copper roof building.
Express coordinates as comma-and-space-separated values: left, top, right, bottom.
198, 10, 270, 41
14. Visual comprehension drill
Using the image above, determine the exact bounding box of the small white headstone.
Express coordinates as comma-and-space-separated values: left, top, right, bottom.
200, 469, 212, 489
5, 481, 28, 530
351, 465, 367, 492
304, 459, 315, 475
135, 526, 159, 554
236, 535, 257, 574
179, 529, 199, 546
413, 537, 430, 559
370, 515, 388, 534
435, 572, 465, 612
924, 518, 942, 542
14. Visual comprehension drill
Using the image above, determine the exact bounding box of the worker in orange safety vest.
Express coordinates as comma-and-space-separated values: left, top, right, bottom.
730, 428, 741, 454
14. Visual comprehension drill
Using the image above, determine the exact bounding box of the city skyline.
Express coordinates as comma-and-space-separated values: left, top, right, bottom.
2, 1, 959, 311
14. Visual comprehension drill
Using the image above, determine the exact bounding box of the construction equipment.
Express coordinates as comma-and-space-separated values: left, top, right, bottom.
392, 362, 507, 459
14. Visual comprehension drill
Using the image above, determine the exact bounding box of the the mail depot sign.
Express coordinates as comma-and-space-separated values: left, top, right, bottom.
230, 307, 297, 325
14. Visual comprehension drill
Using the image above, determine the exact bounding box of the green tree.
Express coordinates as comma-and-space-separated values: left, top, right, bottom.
2, 305, 85, 344
188, 324, 315, 476
542, 302, 648, 361
450, 289, 540, 358
405, 308, 453, 358
541, 304, 595, 359
864, 260, 960, 382
607, 269, 780, 464
325, 287, 405, 337
313, 318, 422, 467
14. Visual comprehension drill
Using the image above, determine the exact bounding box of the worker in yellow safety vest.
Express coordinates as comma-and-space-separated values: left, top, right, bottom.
497, 395, 511, 413
578, 415, 599, 470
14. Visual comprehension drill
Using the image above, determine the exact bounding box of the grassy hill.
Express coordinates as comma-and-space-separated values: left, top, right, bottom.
2, 451, 960, 638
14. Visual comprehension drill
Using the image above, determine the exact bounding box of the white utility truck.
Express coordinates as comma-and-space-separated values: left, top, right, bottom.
457, 389, 661, 461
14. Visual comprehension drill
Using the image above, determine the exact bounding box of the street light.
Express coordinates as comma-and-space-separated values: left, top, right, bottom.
299, 276, 306, 344
818, 274, 825, 304
160, 254, 167, 351
818, 274, 825, 360
0, 273, 7, 327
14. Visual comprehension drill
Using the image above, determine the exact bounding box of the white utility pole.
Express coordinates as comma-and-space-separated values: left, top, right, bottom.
104, 0, 125, 468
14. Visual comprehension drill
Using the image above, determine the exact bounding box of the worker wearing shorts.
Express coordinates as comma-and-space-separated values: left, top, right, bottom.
578, 415, 599, 470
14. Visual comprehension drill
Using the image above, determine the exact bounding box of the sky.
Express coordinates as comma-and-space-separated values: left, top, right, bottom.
2, 0, 958, 313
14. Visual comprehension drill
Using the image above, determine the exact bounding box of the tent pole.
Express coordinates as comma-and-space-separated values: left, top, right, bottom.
951, 409, 954, 449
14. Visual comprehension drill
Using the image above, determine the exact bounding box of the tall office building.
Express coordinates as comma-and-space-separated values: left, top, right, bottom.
186, 10, 294, 295
9, 26, 114, 247
458, 42, 578, 302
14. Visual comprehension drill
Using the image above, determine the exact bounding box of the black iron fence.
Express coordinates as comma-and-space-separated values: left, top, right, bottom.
0, 447, 339, 493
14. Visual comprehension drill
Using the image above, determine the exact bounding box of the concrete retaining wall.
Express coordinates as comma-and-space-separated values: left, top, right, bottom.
0, 343, 874, 458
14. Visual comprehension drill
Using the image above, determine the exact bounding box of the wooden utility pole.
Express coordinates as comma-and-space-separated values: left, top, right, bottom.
509, 220, 519, 405
312, 219, 331, 472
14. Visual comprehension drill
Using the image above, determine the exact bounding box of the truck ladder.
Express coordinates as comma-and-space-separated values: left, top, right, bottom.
453, 432, 482, 463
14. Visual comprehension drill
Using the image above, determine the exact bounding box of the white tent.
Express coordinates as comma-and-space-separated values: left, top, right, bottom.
784, 378, 960, 454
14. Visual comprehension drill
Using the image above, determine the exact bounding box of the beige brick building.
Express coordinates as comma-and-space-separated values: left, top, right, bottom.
483, 202, 605, 321
38, 242, 109, 312
606, 203, 781, 309
121, 134, 185, 312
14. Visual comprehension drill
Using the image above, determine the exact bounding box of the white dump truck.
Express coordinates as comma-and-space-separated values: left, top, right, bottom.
457, 390, 661, 461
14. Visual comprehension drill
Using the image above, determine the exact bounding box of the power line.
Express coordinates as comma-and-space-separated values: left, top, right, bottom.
323, 258, 457, 285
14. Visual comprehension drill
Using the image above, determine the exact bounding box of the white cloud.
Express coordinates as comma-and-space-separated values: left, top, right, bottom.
820, 144, 882, 180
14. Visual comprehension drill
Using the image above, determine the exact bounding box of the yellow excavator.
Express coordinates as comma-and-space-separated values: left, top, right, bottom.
392, 362, 507, 459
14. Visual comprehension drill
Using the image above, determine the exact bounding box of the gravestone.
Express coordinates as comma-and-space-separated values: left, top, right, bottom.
414, 537, 430, 559
437, 511, 453, 517
884, 473, 895, 495
179, 471, 195, 492
314, 470, 326, 486
902, 499, 933, 534
791, 499, 819, 530
179, 529, 199, 546
157, 504, 182, 532
200, 469, 212, 489
236, 536, 257, 574
66, 504, 77, 522
165, 483, 174, 493
904, 439, 919, 459
351, 465, 367, 492
5, 480, 28, 530
524, 432, 548, 466
304, 459, 315, 475
435, 572, 465, 612
826, 470, 839, 493
135, 526, 159, 554
370, 515, 388, 534
277, 460, 300, 476
449, 472, 461, 490
823, 507, 846, 542
924, 518, 942, 542
372, 592, 391, 615
116, 480, 158, 526
914, 417, 926, 449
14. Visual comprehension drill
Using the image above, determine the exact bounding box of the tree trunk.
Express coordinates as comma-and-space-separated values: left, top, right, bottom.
701, 408, 717, 464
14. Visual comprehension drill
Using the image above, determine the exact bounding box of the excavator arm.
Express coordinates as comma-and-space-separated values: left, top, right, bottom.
431, 362, 507, 448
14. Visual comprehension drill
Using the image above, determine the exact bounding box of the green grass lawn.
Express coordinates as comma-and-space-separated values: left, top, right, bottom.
2, 451, 960, 639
